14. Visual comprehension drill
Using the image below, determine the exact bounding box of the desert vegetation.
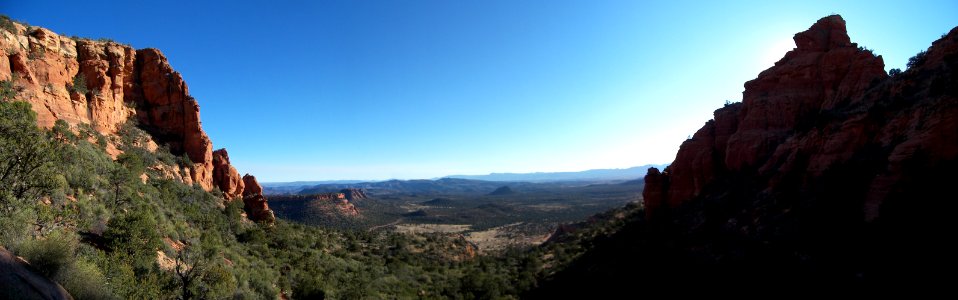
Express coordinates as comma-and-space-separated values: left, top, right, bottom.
0, 96, 629, 298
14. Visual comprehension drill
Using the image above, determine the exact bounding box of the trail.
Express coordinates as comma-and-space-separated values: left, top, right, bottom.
368, 218, 403, 232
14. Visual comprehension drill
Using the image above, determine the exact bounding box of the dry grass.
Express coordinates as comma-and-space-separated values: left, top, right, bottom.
464, 223, 552, 253
393, 224, 471, 234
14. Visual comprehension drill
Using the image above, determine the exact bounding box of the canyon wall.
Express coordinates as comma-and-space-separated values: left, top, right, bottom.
0, 21, 275, 222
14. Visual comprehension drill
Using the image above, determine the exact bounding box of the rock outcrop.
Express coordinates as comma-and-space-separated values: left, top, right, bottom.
339, 188, 368, 200
0, 21, 273, 222
643, 15, 953, 221
242, 174, 276, 223
312, 192, 345, 201
532, 16, 958, 295
0, 246, 73, 300
133, 48, 214, 191
212, 148, 244, 200
0, 22, 213, 189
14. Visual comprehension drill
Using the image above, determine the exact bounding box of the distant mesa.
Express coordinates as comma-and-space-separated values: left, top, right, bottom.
339, 188, 368, 200
311, 192, 345, 201
296, 188, 368, 201
488, 186, 515, 195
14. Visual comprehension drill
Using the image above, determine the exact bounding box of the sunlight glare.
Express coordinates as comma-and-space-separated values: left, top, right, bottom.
760, 38, 797, 68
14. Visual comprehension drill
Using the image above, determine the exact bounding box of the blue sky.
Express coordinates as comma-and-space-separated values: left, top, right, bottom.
4, 1, 956, 181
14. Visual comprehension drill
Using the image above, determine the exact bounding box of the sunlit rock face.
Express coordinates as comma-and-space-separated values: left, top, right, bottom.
1, 22, 275, 222
243, 174, 276, 224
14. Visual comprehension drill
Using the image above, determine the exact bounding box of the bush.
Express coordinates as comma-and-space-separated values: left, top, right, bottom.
104, 210, 162, 263
907, 50, 927, 69
199, 261, 237, 299
50, 119, 78, 143
293, 276, 327, 300
0, 14, 17, 33
71, 74, 89, 95
0, 204, 35, 249
27, 46, 44, 60
1, 79, 17, 101
57, 258, 116, 300
18, 231, 77, 278
888, 68, 902, 76
0, 101, 58, 201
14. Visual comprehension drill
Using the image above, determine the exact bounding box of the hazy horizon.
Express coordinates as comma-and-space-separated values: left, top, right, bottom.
261, 163, 666, 183
6, 0, 956, 181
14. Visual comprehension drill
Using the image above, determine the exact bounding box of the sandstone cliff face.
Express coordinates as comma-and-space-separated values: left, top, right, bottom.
0, 23, 213, 189
1, 21, 274, 222
644, 15, 957, 221
242, 174, 276, 223
212, 148, 245, 200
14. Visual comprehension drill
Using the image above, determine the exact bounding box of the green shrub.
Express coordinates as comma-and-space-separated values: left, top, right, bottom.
0, 14, 17, 33
18, 231, 77, 278
71, 74, 89, 95
0, 79, 17, 101
0, 101, 58, 201
57, 258, 116, 300
27, 46, 44, 60
104, 209, 162, 265
293, 276, 327, 300
200, 261, 237, 299
0, 203, 35, 249
907, 50, 927, 69
50, 120, 78, 143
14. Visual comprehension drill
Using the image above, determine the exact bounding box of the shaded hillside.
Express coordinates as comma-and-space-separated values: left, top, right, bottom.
488, 186, 515, 195
531, 15, 958, 296
421, 198, 457, 206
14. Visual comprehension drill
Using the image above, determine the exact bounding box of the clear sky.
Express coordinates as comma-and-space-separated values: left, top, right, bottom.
4, 1, 956, 182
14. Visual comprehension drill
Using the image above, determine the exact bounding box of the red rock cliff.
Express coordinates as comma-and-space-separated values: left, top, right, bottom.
1, 21, 274, 222
212, 148, 245, 200
643, 15, 958, 221
242, 174, 276, 223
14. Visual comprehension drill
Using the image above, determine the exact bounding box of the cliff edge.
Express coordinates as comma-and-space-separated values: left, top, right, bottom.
0, 20, 275, 222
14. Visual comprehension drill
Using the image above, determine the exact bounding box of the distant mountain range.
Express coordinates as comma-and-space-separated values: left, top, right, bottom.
261, 165, 665, 195
261, 180, 366, 187
444, 164, 667, 182
297, 178, 517, 196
